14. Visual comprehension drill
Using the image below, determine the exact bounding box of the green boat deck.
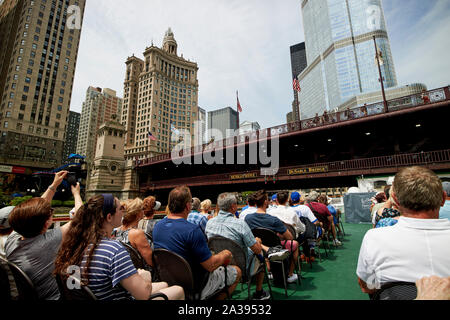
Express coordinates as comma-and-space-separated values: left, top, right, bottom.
232, 222, 372, 300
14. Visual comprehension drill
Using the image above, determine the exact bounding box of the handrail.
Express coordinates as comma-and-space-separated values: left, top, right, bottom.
138, 86, 450, 167
140, 149, 450, 190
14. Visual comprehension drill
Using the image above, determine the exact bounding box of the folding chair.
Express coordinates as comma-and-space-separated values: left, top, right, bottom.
56, 273, 168, 300
152, 248, 222, 300
208, 236, 272, 300
251, 228, 291, 297
5, 259, 38, 300
370, 282, 417, 300
0, 256, 12, 300
282, 223, 302, 285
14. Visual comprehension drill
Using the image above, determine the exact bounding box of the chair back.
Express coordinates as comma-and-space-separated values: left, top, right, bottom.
251, 228, 281, 247
120, 241, 147, 270
371, 282, 417, 300
207, 236, 248, 280
6, 260, 38, 300
152, 248, 195, 299
0, 256, 11, 300
56, 274, 97, 300
283, 223, 297, 240
144, 231, 153, 243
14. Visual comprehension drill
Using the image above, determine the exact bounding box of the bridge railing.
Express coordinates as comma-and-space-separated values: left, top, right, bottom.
140, 149, 450, 190
140, 86, 450, 166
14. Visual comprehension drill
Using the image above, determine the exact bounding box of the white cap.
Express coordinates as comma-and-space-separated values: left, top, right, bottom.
0, 206, 15, 229
154, 201, 161, 211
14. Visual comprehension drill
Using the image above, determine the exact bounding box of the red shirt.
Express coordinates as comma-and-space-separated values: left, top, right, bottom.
307, 202, 331, 225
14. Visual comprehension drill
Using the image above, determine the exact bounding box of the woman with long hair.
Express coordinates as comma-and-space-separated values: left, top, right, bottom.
112, 198, 154, 268
54, 194, 184, 300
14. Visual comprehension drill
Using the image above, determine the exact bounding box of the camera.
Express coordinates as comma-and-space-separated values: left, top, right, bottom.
66, 172, 78, 187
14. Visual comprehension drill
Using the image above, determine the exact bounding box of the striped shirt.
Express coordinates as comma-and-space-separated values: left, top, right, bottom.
81, 239, 137, 300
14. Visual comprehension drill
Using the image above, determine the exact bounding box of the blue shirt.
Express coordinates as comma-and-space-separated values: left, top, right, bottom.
245, 212, 286, 234
206, 211, 257, 271
439, 200, 450, 221
153, 218, 212, 284
187, 211, 208, 234
82, 239, 137, 300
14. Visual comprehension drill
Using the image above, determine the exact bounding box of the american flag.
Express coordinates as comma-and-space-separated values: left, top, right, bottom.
237, 91, 243, 113
148, 131, 157, 141
293, 74, 301, 92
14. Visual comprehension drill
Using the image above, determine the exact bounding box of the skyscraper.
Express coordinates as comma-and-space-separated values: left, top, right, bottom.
76, 87, 123, 161
298, 0, 397, 119
122, 28, 199, 162
0, 0, 86, 168
290, 42, 307, 121
62, 110, 79, 163
196, 106, 206, 146
208, 107, 238, 141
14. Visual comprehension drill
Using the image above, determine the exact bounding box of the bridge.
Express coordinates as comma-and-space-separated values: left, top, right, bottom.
136, 86, 450, 199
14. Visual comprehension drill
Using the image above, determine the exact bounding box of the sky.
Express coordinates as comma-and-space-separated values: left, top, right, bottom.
70, 0, 450, 130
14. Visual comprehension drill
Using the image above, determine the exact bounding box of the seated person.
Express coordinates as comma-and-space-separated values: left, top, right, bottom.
439, 182, 450, 221
373, 187, 401, 228
137, 196, 161, 237
112, 198, 154, 269
187, 197, 208, 234
153, 186, 242, 300
290, 192, 322, 261
54, 194, 184, 300
245, 190, 299, 284
0, 206, 15, 258
200, 199, 213, 220
305, 191, 342, 246
5, 171, 78, 300
206, 192, 278, 300
357, 166, 450, 294
239, 194, 257, 221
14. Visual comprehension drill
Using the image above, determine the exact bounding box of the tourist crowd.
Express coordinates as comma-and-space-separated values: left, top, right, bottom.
1, 165, 449, 300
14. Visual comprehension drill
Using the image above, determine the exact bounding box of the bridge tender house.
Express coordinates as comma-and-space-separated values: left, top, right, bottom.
288, 166, 329, 175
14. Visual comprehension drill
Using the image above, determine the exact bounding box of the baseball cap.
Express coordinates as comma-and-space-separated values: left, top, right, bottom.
154, 201, 161, 211
291, 192, 301, 203
271, 194, 277, 201
0, 206, 15, 229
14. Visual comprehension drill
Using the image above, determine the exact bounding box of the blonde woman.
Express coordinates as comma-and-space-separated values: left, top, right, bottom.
113, 198, 154, 268
200, 199, 212, 220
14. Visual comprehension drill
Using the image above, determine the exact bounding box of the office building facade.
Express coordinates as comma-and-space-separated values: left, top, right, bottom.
196, 106, 206, 146
76, 87, 122, 161
62, 110, 79, 163
0, 0, 86, 168
122, 28, 199, 161
298, 0, 397, 119
239, 121, 260, 136
208, 107, 238, 141
290, 42, 307, 121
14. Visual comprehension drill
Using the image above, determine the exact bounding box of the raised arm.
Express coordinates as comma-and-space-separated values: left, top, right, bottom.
41, 170, 68, 203
60, 182, 81, 241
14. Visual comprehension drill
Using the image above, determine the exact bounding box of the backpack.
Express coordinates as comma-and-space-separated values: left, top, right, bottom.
300, 216, 317, 239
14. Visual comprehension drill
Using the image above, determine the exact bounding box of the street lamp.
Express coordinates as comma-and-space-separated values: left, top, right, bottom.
373, 36, 388, 114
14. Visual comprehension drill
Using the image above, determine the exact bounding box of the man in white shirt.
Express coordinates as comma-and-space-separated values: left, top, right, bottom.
239, 194, 257, 221
268, 192, 304, 279
356, 166, 450, 295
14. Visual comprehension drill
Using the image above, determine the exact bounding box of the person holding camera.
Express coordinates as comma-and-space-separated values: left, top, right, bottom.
5, 171, 83, 300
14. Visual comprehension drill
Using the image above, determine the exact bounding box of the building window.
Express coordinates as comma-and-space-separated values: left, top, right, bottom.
3, 122, 8, 128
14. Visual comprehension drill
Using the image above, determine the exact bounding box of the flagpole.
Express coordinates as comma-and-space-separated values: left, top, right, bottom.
236, 90, 240, 132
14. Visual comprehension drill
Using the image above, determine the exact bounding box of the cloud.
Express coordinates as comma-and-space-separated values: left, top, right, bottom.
70, 0, 304, 129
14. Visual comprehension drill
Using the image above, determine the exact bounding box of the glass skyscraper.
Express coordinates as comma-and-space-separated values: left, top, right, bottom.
298, 0, 397, 119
